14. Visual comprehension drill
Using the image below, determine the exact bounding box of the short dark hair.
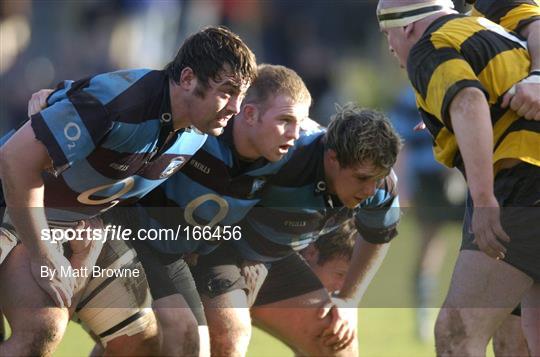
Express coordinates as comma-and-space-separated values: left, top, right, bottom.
325, 103, 402, 169
314, 220, 356, 265
165, 26, 257, 89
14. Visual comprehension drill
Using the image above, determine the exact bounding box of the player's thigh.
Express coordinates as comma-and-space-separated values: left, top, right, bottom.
437, 250, 532, 338
250, 254, 336, 353
251, 288, 333, 352
443, 250, 532, 309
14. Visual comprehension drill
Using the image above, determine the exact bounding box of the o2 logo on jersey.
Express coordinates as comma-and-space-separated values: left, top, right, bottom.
184, 193, 229, 228
64, 122, 81, 150
77, 177, 135, 206
160, 156, 187, 178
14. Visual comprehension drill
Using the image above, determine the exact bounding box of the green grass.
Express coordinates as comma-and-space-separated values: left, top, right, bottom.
8, 214, 495, 357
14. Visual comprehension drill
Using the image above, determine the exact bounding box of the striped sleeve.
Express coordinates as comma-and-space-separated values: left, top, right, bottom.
472, 0, 540, 32
354, 171, 401, 244
30, 79, 113, 175
407, 36, 488, 129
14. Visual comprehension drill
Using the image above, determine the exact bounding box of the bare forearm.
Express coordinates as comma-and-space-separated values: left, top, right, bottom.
337, 235, 390, 304
450, 88, 494, 205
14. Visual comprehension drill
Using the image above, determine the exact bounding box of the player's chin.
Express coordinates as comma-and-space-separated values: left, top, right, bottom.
344, 198, 360, 209
206, 126, 225, 136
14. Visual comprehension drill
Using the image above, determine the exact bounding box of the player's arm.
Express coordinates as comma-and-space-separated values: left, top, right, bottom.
450, 87, 509, 259
336, 234, 390, 304
320, 174, 400, 349
0, 121, 75, 307
501, 20, 540, 120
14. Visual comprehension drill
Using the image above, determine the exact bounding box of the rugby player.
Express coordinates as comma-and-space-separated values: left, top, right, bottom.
0, 26, 256, 356
124, 64, 312, 356
377, 0, 540, 355
194, 103, 401, 356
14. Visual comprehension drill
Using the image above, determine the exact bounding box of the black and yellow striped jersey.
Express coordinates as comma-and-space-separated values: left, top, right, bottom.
472, 0, 540, 33
407, 14, 539, 172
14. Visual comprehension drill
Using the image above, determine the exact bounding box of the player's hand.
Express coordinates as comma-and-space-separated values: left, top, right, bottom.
28, 89, 54, 117
471, 196, 510, 260
318, 297, 357, 351
30, 250, 75, 308
501, 78, 540, 121
240, 260, 268, 307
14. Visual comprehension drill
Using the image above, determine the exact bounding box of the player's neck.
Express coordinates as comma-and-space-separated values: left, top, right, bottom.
169, 82, 190, 131
232, 115, 261, 161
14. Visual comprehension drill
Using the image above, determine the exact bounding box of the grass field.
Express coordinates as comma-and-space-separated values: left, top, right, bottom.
6, 214, 496, 357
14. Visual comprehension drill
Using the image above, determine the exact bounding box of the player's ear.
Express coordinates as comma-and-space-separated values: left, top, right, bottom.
179, 67, 196, 90
243, 103, 259, 126
302, 244, 319, 265
327, 149, 339, 165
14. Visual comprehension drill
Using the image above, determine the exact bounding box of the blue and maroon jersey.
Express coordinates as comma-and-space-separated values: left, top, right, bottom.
28, 69, 207, 221
133, 120, 293, 254
235, 133, 401, 262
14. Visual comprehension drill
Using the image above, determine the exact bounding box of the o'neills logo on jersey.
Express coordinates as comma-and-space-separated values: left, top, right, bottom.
189, 159, 210, 175
160, 156, 187, 178
284, 220, 307, 228
109, 162, 130, 171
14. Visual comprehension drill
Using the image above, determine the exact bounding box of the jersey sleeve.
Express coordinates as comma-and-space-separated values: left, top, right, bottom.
407, 35, 489, 129
472, 0, 540, 33
30, 79, 113, 176
354, 171, 401, 244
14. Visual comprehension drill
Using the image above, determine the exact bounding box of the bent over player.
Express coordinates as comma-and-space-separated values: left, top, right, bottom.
0, 26, 256, 356
377, 0, 540, 355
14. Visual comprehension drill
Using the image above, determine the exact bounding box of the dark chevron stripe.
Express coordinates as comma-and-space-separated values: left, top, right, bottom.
31, 113, 69, 173
408, 43, 464, 100
105, 71, 166, 124
268, 135, 323, 187
240, 223, 296, 259
494, 118, 540, 151
181, 150, 268, 199
67, 83, 113, 147
474, 0, 536, 25
249, 208, 326, 236
461, 30, 524, 75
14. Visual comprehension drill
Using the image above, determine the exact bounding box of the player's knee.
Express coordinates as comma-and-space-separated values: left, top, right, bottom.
158, 309, 200, 355
209, 312, 251, 355
19, 312, 67, 356
435, 308, 468, 354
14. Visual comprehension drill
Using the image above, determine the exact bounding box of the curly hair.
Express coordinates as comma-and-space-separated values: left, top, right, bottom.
324, 103, 402, 169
